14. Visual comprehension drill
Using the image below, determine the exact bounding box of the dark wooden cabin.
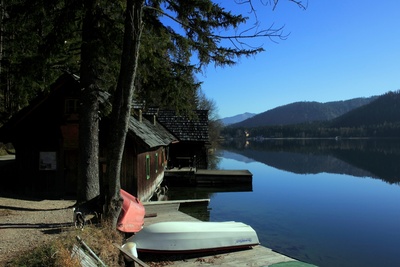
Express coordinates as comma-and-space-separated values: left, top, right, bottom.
0, 74, 177, 200
146, 109, 210, 169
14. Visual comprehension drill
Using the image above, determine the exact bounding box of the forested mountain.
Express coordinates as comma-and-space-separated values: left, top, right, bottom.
220, 112, 256, 126
330, 91, 400, 127
231, 97, 377, 128
222, 91, 400, 138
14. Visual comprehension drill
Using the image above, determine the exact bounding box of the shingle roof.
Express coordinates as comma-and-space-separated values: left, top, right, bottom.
146, 109, 209, 142
128, 115, 178, 148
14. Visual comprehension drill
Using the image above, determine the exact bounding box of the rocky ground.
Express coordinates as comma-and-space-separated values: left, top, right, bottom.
0, 194, 75, 265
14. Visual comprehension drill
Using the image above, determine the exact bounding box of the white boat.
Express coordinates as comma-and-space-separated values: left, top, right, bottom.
125, 221, 260, 253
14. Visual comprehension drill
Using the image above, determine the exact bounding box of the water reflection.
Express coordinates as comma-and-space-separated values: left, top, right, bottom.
221, 138, 400, 184
166, 139, 400, 267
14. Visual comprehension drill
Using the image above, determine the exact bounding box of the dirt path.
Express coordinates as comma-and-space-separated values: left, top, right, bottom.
0, 195, 75, 265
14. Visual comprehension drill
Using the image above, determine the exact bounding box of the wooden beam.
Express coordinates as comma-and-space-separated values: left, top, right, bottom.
114, 243, 150, 267
143, 199, 210, 205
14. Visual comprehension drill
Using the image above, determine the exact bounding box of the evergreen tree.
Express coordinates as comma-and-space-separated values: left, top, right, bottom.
104, 0, 305, 225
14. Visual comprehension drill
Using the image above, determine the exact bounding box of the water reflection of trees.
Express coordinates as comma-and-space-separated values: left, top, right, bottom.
221, 139, 400, 184
207, 147, 222, 170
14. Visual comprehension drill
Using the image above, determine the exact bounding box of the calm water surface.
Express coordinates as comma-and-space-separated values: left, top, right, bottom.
167, 139, 400, 267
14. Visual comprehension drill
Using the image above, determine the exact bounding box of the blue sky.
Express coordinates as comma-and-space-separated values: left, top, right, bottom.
198, 1, 400, 118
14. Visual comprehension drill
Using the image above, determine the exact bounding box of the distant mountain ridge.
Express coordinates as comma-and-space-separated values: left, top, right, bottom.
220, 112, 256, 126
229, 97, 377, 128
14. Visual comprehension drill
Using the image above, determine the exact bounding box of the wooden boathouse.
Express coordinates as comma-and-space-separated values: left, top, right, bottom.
145, 109, 210, 170
0, 73, 177, 201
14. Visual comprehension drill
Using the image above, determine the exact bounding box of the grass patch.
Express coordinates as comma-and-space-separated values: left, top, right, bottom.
7, 222, 125, 267
7, 241, 79, 267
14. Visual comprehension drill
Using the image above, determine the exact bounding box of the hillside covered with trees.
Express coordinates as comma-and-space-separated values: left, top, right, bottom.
330, 91, 400, 127
223, 91, 400, 139
231, 97, 377, 128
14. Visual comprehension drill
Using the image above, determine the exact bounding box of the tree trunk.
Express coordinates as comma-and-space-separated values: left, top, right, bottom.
104, 0, 144, 227
77, 0, 101, 203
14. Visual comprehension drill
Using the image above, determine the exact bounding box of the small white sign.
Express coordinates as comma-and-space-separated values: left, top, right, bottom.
39, 152, 57, 170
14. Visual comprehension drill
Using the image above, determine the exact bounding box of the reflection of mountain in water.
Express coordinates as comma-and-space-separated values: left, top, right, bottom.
221, 150, 255, 163
226, 150, 375, 178
221, 139, 400, 184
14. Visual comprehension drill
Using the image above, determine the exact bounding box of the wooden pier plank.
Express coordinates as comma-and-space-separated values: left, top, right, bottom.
195, 169, 252, 176
157, 245, 296, 267
143, 203, 199, 225
164, 168, 253, 186
144, 199, 210, 206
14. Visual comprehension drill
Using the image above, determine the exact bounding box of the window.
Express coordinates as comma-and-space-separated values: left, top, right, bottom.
146, 155, 150, 179
155, 153, 158, 173
65, 99, 79, 114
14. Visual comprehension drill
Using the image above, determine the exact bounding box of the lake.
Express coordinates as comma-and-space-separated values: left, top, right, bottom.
165, 139, 400, 267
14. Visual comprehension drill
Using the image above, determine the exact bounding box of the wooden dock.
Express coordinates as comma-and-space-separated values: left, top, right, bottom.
164, 168, 253, 186
140, 200, 311, 267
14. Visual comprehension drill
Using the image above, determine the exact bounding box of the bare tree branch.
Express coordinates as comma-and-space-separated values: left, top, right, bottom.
270, 0, 308, 11
144, 5, 288, 42
235, 0, 307, 11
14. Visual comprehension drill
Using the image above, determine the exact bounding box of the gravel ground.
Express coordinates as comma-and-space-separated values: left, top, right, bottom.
0, 195, 76, 265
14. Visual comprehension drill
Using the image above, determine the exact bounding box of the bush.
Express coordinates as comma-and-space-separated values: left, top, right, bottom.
7, 223, 124, 267
7, 241, 79, 267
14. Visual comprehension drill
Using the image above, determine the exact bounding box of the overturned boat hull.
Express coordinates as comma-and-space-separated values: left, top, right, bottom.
125, 221, 259, 253
117, 189, 145, 233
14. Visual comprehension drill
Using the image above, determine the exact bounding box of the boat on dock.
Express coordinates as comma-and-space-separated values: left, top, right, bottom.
125, 221, 260, 253
117, 189, 145, 233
